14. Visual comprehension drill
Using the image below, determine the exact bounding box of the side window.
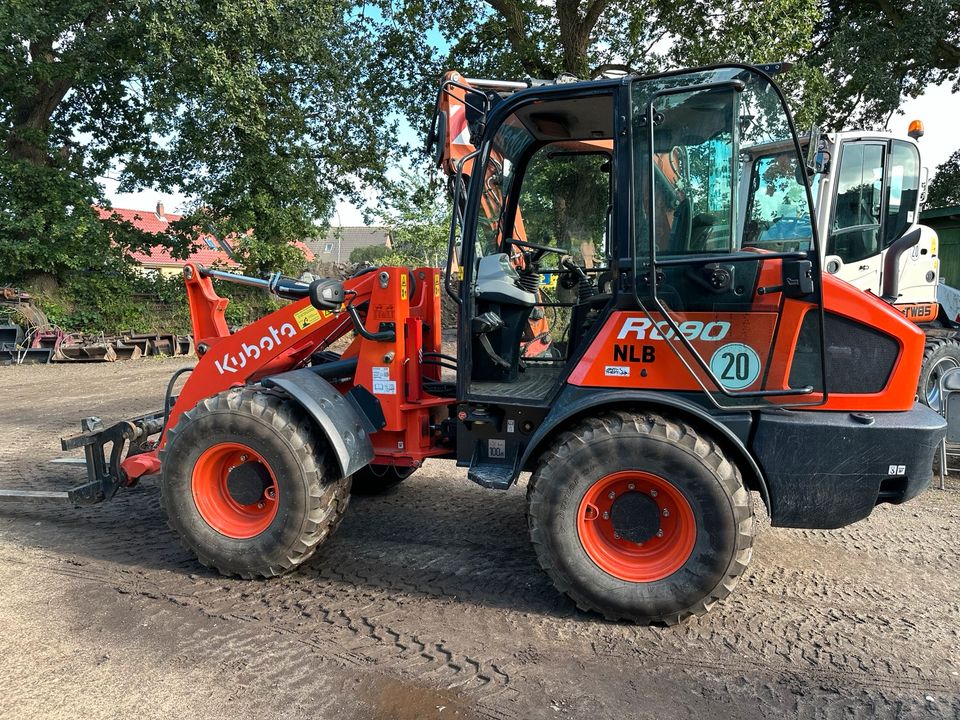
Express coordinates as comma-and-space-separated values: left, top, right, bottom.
827, 142, 885, 263
883, 141, 920, 247
743, 152, 813, 251
516, 147, 611, 266
652, 134, 735, 255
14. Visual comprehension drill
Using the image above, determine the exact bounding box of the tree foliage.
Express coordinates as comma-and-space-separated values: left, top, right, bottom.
0, 0, 394, 285
376, 0, 957, 137
369, 169, 450, 268
926, 149, 960, 209
375, 0, 822, 132
806, 0, 959, 127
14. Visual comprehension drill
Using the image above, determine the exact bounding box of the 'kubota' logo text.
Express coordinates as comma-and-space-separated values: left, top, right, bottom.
617, 317, 730, 342
214, 322, 297, 375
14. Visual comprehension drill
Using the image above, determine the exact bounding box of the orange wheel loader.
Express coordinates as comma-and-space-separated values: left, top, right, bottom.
2, 64, 945, 624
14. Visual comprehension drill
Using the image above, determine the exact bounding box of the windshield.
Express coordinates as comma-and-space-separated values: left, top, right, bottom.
632, 67, 815, 261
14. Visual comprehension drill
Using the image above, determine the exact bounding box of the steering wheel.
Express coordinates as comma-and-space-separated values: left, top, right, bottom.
506, 237, 566, 264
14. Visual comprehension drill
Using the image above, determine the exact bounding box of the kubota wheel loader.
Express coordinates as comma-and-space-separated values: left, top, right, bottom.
4, 64, 946, 624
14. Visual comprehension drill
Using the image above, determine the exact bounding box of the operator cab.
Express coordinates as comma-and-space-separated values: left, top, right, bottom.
454, 66, 827, 410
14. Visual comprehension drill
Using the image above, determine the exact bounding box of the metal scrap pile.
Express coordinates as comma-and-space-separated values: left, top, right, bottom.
0, 287, 194, 365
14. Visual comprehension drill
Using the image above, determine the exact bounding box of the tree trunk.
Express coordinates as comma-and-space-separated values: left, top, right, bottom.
5, 37, 74, 165
556, 0, 611, 77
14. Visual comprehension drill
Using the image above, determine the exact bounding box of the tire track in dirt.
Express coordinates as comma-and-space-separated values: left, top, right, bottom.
2, 361, 960, 719
0, 544, 519, 718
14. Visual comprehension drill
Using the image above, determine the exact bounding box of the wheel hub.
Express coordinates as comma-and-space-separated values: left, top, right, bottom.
226, 461, 273, 505
191, 442, 279, 539
609, 491, 661, 544
576, 470, 696, 582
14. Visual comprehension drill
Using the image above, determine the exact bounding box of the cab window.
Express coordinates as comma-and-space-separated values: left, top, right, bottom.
516, 147, 611, 269
883, 140, 921, 247
827, 142, 884, 263
743, 152, 812, 251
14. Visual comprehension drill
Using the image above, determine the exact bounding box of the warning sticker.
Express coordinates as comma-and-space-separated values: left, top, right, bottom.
294, 305, 327, 330
372, 366, 390, 381
373, 380, 397, 395
604, 365, 631, 377
434, 274, 441, 297
400, 273, 408, 301
488, 439, 506, 458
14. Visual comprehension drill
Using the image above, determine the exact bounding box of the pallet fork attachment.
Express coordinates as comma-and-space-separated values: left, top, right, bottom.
0, 414, 164, 506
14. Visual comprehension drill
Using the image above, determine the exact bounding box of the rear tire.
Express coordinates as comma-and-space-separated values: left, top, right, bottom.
160, 387, 351, 578
527, 410, 754, 625
350, 464, 416, 495
920, 335, 960, 412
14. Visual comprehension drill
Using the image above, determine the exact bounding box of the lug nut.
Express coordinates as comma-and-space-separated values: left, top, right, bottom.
613, 533, 621, 539
608, 491, 616, 499
662, 508, 670, 517
266, 488, 276, 500
602, 511, 609, 520
240, 454, 248, 462
656, 529, 664, 537
628, 483, 635, 490
257, 502, 264, 509
650, 489, 658, 498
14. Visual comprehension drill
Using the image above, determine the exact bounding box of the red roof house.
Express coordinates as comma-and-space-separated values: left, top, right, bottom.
97, 204, 314, 276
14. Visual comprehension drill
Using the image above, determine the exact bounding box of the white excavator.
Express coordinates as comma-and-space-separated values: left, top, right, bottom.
738, 119, 960, 410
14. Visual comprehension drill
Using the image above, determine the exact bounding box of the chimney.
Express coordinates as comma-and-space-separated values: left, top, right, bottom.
156, 202, 165, 220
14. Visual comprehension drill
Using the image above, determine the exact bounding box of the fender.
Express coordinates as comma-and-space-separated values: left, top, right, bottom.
518, 385, 770, 510
262, 368, 382, 478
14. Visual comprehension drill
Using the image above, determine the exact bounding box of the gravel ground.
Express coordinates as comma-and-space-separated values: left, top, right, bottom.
0, 358, 958, 720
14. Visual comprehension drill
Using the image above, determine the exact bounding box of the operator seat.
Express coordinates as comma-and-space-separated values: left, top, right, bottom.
471, 253, 537, 383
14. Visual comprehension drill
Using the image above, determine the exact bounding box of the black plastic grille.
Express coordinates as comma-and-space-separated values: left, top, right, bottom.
789, 311, 899, 394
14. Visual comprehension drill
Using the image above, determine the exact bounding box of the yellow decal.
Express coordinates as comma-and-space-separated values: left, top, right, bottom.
458, 266, 464, 281
434, 274, 441, 297
540, 272, 558, 290
294, 305, 329, 330
400, 273, 408, 301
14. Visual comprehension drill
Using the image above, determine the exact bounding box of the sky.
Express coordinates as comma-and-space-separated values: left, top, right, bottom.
102, 79, 960, 225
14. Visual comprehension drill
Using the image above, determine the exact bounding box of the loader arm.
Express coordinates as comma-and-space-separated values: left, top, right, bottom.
165, 265, 377, 437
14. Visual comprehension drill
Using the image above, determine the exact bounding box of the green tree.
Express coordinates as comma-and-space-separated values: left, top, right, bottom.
926, 149, 960, 209
804, 1, 959, 127
349, 244, 400, 266
371, 169, 450, 268
376, 0, 821, 127
0, 0, 394, 286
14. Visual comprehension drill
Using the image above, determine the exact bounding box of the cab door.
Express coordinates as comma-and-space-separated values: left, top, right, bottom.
622, 67, 827, 410
827, 141, 886, 294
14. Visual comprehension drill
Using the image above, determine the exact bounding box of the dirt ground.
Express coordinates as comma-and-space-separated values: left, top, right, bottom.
0, 358, 958, 720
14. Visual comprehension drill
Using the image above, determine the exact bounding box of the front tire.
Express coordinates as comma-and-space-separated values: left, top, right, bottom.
160, 387, 351, 578
527, 410, 754, 624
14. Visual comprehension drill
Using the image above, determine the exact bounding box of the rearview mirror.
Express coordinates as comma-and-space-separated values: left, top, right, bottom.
805, 124, 822, 176
309, 278, 345, 311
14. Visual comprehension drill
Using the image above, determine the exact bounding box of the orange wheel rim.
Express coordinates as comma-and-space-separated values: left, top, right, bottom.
576, 470, 696, 582
191, 442, 279, 539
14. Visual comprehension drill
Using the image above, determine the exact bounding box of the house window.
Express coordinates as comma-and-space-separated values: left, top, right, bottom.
323, 242, 334, 253
203, 237, 216, 249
